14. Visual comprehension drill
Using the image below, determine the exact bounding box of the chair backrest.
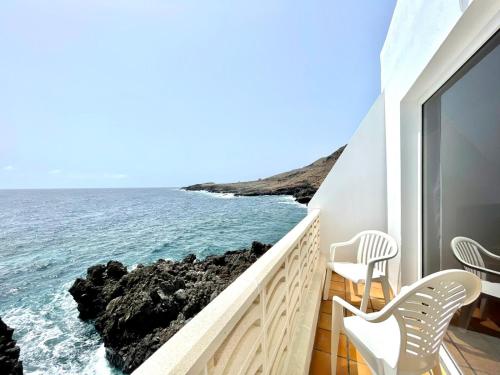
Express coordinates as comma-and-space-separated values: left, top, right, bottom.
451, 236, 487, 280
356, 230, 398, 275
386, 270, 480, 372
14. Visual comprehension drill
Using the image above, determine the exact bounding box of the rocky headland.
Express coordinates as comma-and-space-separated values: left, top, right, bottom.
184, 145, 346, 204
69, 241, 272, 373
0, 317, 23, 375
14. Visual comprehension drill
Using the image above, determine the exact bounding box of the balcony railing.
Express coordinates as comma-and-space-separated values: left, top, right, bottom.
133, 209, 322, 375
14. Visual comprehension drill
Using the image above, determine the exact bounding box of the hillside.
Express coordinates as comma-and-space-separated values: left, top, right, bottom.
184, 145, 346, 204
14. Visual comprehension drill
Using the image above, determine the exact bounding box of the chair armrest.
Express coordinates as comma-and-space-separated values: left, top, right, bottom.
332, 296, 389, 323
461, 261, 500, 277
479, 247, 500, 262
367, 253, 397, 266
329, 235, 360, 262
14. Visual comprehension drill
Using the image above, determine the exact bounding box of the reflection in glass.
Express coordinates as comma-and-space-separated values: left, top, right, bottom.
423, 30, 500, 373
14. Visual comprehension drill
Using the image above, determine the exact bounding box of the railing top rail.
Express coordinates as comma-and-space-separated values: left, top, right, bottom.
133, 209, 320, 375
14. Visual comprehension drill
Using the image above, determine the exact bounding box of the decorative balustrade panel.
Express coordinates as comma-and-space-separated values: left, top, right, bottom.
133, 210, 320, 375
200, 213, 320, 375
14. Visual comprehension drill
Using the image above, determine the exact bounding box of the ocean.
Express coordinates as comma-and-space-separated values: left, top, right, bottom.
0, 188, 306, 374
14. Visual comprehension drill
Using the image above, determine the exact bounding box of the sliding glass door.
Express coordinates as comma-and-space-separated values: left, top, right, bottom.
422, 30, 499, 373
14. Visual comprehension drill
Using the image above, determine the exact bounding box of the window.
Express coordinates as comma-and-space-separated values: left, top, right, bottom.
423, 30, 500, 374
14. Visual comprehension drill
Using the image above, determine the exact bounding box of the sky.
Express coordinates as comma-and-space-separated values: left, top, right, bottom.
0, 0, 396, 189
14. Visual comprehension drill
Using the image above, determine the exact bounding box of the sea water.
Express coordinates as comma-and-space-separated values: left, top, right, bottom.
0, 188, 306, 374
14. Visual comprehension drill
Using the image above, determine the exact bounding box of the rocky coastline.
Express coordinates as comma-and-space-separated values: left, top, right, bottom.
185, 182, 317, 204
184, 145, 345, 204
0, 317, 23, 375
69, 241, 271, 373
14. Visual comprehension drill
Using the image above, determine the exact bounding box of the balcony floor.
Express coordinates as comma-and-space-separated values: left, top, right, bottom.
309, 273, 446, 375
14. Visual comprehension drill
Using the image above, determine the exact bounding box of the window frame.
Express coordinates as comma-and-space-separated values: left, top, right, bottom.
421, 29, 500, 277
398, 3, 499, 373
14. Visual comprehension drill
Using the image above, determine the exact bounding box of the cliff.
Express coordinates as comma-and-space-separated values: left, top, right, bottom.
184, 145, 346, 204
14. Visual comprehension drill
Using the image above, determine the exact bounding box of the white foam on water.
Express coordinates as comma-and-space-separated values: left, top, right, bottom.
277, 195, 307, 207
2, 287, 113, 375
83, 344, 114, 375
188, 190, 238, 199
129, 263, 139, 271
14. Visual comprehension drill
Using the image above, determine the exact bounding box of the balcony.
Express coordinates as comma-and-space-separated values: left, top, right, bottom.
133, 209, 498, 374
134, 209, 322, 374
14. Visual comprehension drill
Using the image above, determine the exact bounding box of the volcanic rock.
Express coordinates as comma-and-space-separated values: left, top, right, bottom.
70, 241, 272, 373
0, 317, 23, 375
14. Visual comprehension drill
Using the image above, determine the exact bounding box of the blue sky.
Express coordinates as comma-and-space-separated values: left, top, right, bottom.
0, 1, 396, 189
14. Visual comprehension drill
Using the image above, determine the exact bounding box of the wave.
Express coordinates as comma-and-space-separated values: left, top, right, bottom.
186, 190, 238, 199
277, 195, 307, 207
83, 344, 114, 375
2, 286, 115, 375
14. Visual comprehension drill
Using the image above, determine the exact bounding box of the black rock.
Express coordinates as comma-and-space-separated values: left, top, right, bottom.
182, 254, 196, 263
70, 241, 272, 373
0, 317, 23, 375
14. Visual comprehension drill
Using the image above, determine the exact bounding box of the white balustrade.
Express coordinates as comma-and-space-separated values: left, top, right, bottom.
134, 209, 322, 375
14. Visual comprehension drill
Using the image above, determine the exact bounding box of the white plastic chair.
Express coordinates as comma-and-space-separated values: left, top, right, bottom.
330, 270, 481, 375
451, 236, 500, 323
323, 230, 398, 312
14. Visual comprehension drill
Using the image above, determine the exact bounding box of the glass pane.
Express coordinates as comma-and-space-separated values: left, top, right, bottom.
423, 30, 500, 374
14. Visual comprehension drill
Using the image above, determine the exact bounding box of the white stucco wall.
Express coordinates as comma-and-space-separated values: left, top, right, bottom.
381, 0, 467, 254
381, 0, 470, 93
308, 94, 394, 288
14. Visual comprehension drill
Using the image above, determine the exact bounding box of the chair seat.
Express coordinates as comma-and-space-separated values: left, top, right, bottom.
344, 315, 400, 369
482, 280, 500, 299
327, 261, 384, 283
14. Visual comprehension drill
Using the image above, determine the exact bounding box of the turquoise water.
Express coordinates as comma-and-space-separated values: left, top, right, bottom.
0, 188, 306, 374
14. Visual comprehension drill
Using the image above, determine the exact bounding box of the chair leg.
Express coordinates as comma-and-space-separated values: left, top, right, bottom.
479, 296, 487, 319
361, 277, 372, 312
330, 327, 340, 375
353, 282, 359, 296
331, 303, 343, 375
323, 268, 332, 300
459, 298, 479, 329
381, 277, 391, 304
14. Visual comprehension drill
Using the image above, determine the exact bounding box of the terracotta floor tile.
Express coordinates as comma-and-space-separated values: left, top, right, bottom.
370, 297, 386, 311
333, 273, 344, 282
369, 287, 385, 299
331, 281, 345, 292
314, 328, 331, 353
338, 334, 349, 359
320, 300, 332, 315
309, 350, 330, 375
348, 345, 366, 364
336, 356, 349, 375
346, 298, 362, 308
328, 289, 346, 299
318, 312, 332, 331
349, 360, 371, 375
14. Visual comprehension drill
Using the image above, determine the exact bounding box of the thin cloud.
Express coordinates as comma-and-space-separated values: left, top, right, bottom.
3, 165, 14, 171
